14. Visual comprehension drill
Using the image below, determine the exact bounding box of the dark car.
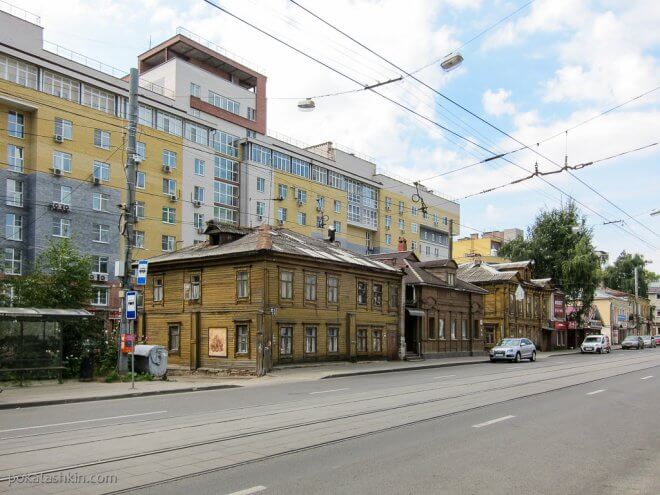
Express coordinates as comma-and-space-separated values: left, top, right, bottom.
621, 335, 643, 350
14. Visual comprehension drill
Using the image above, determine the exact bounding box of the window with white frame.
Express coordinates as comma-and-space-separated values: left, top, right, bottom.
211, 130, 239, 157
136, 171, 145, 189
214, 206, 238, 224
135, 201, 145, 220
193, 186, 205, 203
334, 200, 341, 213
8, 111, 24, 138
52, 218, 71, 238
92, 255, 109, 274
398, 201, 405, 215
256, 201, 265, 220
357, 329, 367, 352
162, 235, 176, 252
297, 212, 306, 226
194, 212, 204, 230
312, 165, 327, 184
0, 55, 38, 88
280, 271, 293, 299
93, 161, 110, 182
190, 82, 201, 97
278, 184, 288, 200
92, 192, 109, 211
162, 150, 177, 168
132, 230, 145, 248
280, 327, 292, 356
214, 181, 238, 206
43, 71, 80, 101
411, 223, 418, 233
385, 233, 392, 245
296, 189, 307, 204
236, 325, 249, 354
411, 206, 417, 216
5, 213, 22, 241
272, 151, 290, 171
136, 142, 146, 161
247, 107, 256, 121
256, 177, 265, 193
399, 219, 405, 231
333, 220, 341, 233
184, 122, 208, 146
305, 326, 317, 354
156, 111, 182, 136
162, 178, 176, 196
162, 207, 175, 224
317, 195, 325, 210
328, 170, 344, 190
57, 185, 72, 205
91, 286, 108, 306
3, 247, 22, 275
328, 327, 339, 353
139, 105, 153, 127
277, 207, 287, 222
54, 118, 73, 140
7, 145, 24, 172
208, 90, 240, 115
194, 158, 205, 176
93, 224, 109, 243
291, 157, 310, 178
53, 151, 72, 173
304, 273, 317, 301
82, 85, 115, 114
214, 156, 238, 182
6, 179, 23, 207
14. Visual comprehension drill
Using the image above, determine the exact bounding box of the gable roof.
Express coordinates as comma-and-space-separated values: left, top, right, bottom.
457, 262, 520, 284
416, 259, 458, 270
146, 226, 398, 273
489, 260, 534, 271
369, 251, 419, 262
405, 261, 488, 294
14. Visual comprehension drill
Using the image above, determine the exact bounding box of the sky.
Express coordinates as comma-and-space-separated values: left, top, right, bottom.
15, 0, 660, 266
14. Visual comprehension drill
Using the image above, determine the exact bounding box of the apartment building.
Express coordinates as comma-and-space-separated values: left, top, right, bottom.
453, 229, 523, 264
0, 4, 460, 310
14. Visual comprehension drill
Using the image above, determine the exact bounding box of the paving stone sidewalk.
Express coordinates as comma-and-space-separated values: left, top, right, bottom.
0, 348, 582, 409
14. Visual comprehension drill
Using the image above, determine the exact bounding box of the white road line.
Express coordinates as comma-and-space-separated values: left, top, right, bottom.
309, 388, 349, 395
0, 411, 168, 433
224, 486, 267, 495
641, 375, 653, 380
472, 415, 515, 428
433, 374, 456, 379
586, 389, 606, 395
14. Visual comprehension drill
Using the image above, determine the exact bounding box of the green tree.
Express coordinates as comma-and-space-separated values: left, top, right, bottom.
499, 201, 601, 320
602, 251, 657, 297
6, 238, 92, 308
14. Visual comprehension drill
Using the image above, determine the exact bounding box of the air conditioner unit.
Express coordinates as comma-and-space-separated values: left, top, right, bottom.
50, 201, 61, 211
193, 200, 202, 208
62, 204, 70, 213
53, 134, 64, 143
92, 177, 101, 186
277, 219, 284, 226
163, 164, 172, 173
52, 168, 62, 176
97, 273, 109, 282
89, 273, 96, 281
133, 154, 143, 164
196, 227, 205, 235
169, 194, 178, 202
316, 206, 322, 212
296, 200, 304, 206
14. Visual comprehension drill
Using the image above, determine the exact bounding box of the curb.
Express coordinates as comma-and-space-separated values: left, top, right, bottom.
321, 359, 489, 379
0, 384, 241, 410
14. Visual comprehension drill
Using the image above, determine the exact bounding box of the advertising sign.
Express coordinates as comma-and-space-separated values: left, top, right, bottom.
553, 293, 565, 319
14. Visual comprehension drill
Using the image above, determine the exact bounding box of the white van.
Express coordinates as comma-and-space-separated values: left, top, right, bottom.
580, 335, 611, 354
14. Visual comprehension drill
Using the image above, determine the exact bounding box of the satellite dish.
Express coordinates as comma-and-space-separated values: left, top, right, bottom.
440, 52, 464, 72
297, 98, 316, 111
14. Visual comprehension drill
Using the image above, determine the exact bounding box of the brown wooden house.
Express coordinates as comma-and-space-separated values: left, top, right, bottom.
372, 252, 488, 358
139, 223, 403, 374
457, 260, 556, 350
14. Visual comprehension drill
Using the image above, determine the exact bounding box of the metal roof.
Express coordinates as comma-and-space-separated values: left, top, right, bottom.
404, 261, 488, 294
457, 262, 519, 283
0, 308, 93, 319
489, 260, 534, 270
146, 226, 398, 273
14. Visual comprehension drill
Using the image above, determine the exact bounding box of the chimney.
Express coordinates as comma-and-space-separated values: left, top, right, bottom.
326, 226, 336, 243
397, 237, 407, 252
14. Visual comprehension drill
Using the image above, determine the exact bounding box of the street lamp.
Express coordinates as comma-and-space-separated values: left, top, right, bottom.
297, 98, 316, 112
440, 51, 464, 72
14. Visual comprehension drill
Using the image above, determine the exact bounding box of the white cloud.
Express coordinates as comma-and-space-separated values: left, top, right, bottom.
482, 88, 516, 116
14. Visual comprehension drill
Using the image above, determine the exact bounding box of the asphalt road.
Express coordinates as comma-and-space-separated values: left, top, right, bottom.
1, 350, 658, 495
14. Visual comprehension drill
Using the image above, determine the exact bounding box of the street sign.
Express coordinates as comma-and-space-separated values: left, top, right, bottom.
136, 259, 149, 286
126, 290, 137, 320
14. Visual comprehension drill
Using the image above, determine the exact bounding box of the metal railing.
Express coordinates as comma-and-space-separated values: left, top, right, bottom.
43, 40, 127, 79
176, 27, 263, 74
0, 0, 40, 25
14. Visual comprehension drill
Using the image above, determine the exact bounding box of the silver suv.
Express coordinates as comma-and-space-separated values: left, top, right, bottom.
490, 338, 537, 363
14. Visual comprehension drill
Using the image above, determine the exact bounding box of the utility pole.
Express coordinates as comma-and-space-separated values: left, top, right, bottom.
634, 266, 639, 335
117, 68, 139, 374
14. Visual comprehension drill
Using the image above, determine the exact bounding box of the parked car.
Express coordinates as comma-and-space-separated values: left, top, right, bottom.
580, 335, 610, 354
490, 338, 536, 362
621, 335, 644, 350
654, 335, 660, 346
640, 335, 656, 348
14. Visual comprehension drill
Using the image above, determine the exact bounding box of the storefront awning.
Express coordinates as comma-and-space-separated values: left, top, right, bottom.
406, 308, 425, 317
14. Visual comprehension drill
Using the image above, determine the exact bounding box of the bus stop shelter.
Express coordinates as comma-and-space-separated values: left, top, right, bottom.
0, 308, 92, 383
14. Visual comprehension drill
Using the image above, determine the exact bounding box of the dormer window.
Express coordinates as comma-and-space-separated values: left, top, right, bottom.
447, 273, 455, 286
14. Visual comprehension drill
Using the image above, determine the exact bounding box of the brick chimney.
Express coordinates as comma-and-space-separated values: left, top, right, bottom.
397, 237, 407, 252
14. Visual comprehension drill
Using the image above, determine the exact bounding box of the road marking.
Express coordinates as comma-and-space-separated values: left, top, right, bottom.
309, 388, 349, 395
472, 415, 515, 428
433, 374, 456, 379
0, 411, 168, 433
224, 486, 267, 495
641, 375, 653, 380
586, 389, 606, 395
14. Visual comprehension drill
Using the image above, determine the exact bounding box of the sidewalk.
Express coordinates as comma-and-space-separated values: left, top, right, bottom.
0, 348, 582, 409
